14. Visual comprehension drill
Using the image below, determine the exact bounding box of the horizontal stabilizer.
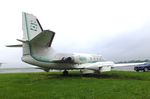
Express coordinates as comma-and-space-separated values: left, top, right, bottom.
6, 44, 22, 47
16, 39, 28, 43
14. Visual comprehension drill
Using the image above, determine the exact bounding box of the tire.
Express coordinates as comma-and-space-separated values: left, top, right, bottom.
63, 70, 68, 76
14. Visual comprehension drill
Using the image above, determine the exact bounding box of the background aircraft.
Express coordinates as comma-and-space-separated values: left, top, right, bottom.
7, 12, 144, 75
0, 63, 2, 67
0, 62, 4, 67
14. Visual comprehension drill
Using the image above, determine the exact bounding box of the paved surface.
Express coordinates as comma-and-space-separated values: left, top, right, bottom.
0, 68, 44, 73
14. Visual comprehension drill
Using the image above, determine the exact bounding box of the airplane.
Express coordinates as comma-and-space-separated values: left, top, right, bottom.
0, 62, 4, 68
7, 12, 144, 76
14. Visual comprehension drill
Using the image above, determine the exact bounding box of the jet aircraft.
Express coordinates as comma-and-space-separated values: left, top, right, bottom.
7, 12, 144, 75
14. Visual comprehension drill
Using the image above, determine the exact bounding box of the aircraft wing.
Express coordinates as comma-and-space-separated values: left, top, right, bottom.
112, 62, 145, 68
6, 44, 22, 47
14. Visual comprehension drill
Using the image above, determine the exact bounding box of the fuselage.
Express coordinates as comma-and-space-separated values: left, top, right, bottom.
22, 51, 114, 71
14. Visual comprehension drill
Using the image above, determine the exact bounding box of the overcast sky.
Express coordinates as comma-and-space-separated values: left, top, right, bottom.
0, 0, 150, 68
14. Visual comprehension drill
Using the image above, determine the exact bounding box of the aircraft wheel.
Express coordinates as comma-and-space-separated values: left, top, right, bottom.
63, 70, 68, 76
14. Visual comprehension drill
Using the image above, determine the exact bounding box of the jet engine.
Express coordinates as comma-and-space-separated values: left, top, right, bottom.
61, 57, 74, 63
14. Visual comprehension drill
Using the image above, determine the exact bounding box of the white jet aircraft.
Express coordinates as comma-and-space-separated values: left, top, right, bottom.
0, 63, 2, 67
0, 62, 4, 68
7, 12, 144, 75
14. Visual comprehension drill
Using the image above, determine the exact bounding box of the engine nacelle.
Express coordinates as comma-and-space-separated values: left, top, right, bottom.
61, 57, 74, 63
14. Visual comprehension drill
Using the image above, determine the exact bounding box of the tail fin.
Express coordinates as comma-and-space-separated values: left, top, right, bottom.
7, 12, 55, 64
22, 12, 55, 47
22, 12, 43, 41
22, 12, 55, 61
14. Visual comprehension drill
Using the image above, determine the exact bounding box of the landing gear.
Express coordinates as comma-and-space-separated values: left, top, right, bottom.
63, 70, 68, 76
42, 68, 50, 72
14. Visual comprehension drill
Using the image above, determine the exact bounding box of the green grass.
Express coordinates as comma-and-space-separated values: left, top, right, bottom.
0, 71, 150, 99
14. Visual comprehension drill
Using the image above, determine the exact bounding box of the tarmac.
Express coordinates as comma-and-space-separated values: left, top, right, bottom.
0, 68, 44, 73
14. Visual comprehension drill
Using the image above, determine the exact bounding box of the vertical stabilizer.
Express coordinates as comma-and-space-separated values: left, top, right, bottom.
22, 12, 43, 41
22, 12, 55, 62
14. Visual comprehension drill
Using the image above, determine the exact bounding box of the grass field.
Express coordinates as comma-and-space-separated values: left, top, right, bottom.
0, 71, 150, 99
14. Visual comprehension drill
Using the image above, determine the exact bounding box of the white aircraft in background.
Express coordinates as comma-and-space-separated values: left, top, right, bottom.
0, 63, 2, 67
7, 12, 144, 75
0, 62, 4, 68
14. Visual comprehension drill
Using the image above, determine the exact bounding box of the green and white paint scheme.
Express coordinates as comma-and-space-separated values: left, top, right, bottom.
7, 12, 145, 75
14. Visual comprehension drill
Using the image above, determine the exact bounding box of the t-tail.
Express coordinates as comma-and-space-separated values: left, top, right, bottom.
7, 12, 55, 65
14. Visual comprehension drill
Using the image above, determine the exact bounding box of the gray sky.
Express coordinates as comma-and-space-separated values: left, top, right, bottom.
0, 0, 150, 67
